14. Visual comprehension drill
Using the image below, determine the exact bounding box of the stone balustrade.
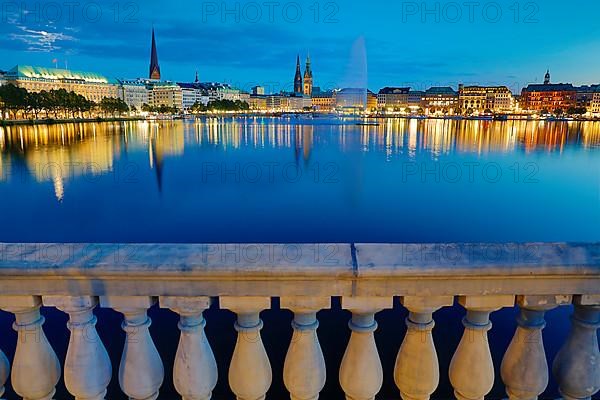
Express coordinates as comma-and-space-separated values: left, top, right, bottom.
0, 242, 598, 400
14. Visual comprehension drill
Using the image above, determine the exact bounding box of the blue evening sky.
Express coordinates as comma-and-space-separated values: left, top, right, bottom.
1, 0, 599, 93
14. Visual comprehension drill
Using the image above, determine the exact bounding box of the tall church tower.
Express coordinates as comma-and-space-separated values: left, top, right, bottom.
294, 55, 303, 94
149, 28, 161, 80
303, 54, 313, 97
544, 69, 550, 85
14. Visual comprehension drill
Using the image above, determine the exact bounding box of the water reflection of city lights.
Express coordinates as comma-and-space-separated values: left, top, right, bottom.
1, 118, 599, 199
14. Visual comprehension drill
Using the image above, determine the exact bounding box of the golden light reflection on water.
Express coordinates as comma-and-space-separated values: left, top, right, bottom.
1, 118, 599, 200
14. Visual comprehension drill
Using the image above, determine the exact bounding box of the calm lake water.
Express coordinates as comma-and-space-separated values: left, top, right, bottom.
0, 117, 599, 399
0, 117, 599, 243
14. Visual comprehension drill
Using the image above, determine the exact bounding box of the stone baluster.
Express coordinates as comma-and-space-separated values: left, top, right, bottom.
395, 296, 454, 400
281, 297, 330, 400
552, 295, 600, 400
0, 347, 9, 399
100, 296, 164, 400
501, 295, 570, 400
221, 297, 272, 400
339, 297, 392, 400
43, 296, 112, 400
0, 296, 61, 400
449, 295, 515, 400
160, 296, 218, 400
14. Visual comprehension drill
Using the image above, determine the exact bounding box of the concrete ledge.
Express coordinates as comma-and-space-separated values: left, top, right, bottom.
0, 243, 598, 297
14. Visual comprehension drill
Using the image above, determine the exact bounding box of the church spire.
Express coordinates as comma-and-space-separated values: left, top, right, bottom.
149, 28, 161, 80
294, 54, 303, 94
544, 69, 550, 85
195, 70, 199, 83
303, 52, 313, 97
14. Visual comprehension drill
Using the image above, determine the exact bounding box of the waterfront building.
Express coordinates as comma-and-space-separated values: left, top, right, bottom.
0, 70, 6, 86
575, 85, 600, 111
312, 91, 335, 111
287, 93, 312, 111
408, 91, 425, 110
367, 91, 378, 111
252, 86, 265, 95
266, 95, 285, 111
423, 86, 458, 115
178, 82, 210, 112
521, 70, 577, 112
591, 90, 600, 115
521, 84, 577, 112
149, 28, 161, 80
458, 85, 514, 114
118, 79, 150, 110
303, 55, 313, 97
377, 87, 410, 111
4, 65, 119, 102
201, 83, 246, 102
294, 55, 303, 94
149, 81, 183, 110
248, 95, 268, 111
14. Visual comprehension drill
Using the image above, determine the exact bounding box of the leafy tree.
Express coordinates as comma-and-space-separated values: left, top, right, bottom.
206, 99, 250, 112
27, 91, 44, 119
141, 103, 154, 113
566, 106, 586, 116
100, 97, 129, 116
191, 102, 207, 113
0, 84, 28, 119
554, 108, 564, 116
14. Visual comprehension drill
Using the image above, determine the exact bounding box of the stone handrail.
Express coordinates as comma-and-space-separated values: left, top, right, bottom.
0, 242, 598, 400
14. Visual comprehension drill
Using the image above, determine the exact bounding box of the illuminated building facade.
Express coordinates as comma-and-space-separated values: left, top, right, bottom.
423, 87, 458, 114
408, 91, 425, 109
377, 87, 410, 110
591, 91, 600, 114
149, 82, 183, 110
367, 91, 377, 111
458, 85, 514, 114
248, 95, 268, 110
178, 83, 210, 112
576, 85, 600, 110
118, 79, 149, 110
521, 71, 577, 112
5, 65, 119, 102
312, 91, 335, 111
521, 84, 577, 112
287, 93, 312, 111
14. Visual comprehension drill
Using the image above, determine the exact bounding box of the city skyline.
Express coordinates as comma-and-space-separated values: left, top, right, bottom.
1, 0, 599, 91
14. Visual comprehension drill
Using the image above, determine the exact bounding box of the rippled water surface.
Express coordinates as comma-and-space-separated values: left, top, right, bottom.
1, 117, 599, 243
